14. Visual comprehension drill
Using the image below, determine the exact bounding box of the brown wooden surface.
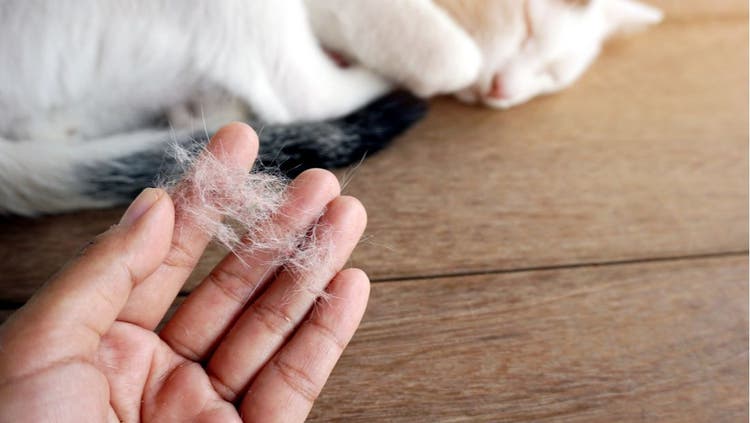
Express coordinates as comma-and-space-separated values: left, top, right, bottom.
649, 0, 747, 20
310, 256, 748, 422
0, 0, 747, 421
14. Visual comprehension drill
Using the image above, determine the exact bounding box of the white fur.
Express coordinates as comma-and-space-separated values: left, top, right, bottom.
0, 0, 391, 135
0, 129, 181, 215
307, 0, 662, 108
305, 0, 483, 97
0, 0, 662, 215
0, 0, 391, 214
471, 0, 664, 109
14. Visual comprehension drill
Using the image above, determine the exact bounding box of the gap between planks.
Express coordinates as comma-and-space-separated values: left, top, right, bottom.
0, 250, 748, 314
367, 250, 750, 284
0, 251, 744, 314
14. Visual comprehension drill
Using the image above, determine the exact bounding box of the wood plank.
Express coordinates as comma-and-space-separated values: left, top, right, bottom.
0, 20, 746, 297
649, 0, 747, 21
309, 256, 748, 422
0, 256, 745, 421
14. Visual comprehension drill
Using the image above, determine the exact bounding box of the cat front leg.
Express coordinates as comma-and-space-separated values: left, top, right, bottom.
255, 47, 392, 122
280, 64, 392, 121
210, 0, 392, 124
306, 0, 482, 98
214, 61, 389, 124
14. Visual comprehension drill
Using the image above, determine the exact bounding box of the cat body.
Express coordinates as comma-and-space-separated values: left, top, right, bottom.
1, 0, 391, 136
0, 0, 426, 215
0, 0, 661, 216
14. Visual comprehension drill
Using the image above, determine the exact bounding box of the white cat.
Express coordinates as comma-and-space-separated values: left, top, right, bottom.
0, 0, 430, 216
306, 0, 663, 108
0, 0, 661, 216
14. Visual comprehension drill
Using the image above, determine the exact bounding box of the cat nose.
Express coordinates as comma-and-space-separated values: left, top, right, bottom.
486, 74, 506, 100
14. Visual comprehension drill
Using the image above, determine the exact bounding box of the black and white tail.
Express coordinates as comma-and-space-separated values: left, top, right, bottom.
0, 91, 427, 216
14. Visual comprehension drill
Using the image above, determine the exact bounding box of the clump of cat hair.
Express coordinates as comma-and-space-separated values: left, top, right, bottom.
158, 142, 334, 300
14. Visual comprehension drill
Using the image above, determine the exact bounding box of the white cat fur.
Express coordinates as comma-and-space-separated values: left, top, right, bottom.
306, 0, 663, 108
0, 0, 661, 215
0, 0, 391, 215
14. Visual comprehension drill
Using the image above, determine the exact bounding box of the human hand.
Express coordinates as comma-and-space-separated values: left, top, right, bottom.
0, 123, 369, 422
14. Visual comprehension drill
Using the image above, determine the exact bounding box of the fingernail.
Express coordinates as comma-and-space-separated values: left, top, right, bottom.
120, 188, 162, 227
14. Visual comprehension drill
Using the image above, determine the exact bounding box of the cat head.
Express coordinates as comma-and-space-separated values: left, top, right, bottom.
439, 0, 663, 108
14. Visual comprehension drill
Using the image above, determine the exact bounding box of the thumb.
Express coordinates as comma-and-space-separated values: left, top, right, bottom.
3, 188, 174, 361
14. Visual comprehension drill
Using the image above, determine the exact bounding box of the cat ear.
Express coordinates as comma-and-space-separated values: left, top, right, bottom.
600, 0, 663, 37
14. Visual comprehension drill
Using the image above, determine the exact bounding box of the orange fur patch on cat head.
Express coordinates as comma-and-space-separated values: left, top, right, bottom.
432, 0, 662, 108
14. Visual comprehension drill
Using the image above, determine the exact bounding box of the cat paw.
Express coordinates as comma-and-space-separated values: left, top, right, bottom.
405, 34, 483, 98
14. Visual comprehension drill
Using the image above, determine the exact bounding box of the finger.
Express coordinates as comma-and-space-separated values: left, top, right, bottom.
160, 169, 341, 361
240, 269, 370, 422
0, 189, 174, 370
205, 196, 367, 402
118, 122, 258, 329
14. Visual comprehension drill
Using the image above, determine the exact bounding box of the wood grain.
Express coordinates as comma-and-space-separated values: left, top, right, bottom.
0, 256, 744, 422
649, 0, 747, 21
309, 256, 748, 422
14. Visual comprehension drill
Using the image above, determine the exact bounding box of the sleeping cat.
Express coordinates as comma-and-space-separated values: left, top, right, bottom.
306, 0, 662, 108
0, 0, 661, 216
0, 1, 426, 216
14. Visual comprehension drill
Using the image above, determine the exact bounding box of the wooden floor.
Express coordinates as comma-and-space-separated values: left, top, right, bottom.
0, 0, 747, 421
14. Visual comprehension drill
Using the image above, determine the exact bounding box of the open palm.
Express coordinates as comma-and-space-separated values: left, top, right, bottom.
0, 124, 369, 422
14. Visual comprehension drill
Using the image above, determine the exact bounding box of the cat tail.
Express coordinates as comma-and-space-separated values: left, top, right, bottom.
255, 90, 427, 176
0, 129, 188, 216
0, 91, 427, 216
